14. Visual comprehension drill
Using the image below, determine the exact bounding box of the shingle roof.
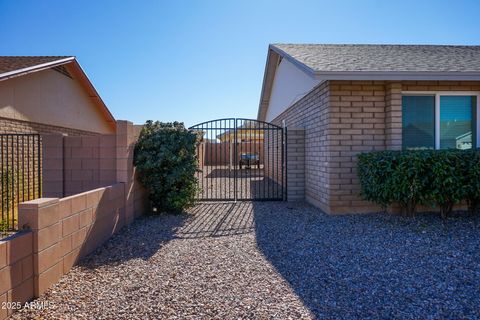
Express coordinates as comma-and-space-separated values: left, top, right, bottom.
0, 56, 73, 75
0, 55, 116, 127
271, 44, 480, 73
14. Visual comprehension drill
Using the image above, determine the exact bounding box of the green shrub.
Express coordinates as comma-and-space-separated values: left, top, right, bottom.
134, 121, 199, 213
429, 150, 466, 218
463, 150, 480, 215
357, 151, 396, 210
358, 151, 431, 216
390, 151, 432, 216
357, 149, 480, 218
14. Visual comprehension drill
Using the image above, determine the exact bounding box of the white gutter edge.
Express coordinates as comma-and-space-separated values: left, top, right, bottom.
0, 57, 76, 81
314, 71, 480, 81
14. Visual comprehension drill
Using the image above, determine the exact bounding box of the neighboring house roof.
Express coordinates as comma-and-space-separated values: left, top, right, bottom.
0, 56, 116, 130
258, 44, 480, 121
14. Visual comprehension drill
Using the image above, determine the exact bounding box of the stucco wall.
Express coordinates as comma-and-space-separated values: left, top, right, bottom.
265, 59, 319, 122
0, 68, 113, 134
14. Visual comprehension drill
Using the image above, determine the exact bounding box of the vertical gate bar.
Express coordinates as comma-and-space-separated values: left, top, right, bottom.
200, 124, 204, 200
209, 121, 212, 200
222, 120, 225, 200
10, 135, 14, 229
36, 135, 41, 198
32, 135, 35, 200
266, 124, 270, 199
16, 136, 19, 217
261, 123, 265, 199
27, 136, 30, 203
201, 124, 204, 200
254, 122, 257, 199
196, 129, 199, 200
234, 119, 237, 202
284, 127, 287, 201
276, 127, 279, 199
240, 120, 244, 200
1, 135, 4, 223
215, 121, 218, 200
21, 135, 25, 202
5, 136, 9, 228
220, 121, 222, 200
252, 122, 255, 199
223, 119, 226, 200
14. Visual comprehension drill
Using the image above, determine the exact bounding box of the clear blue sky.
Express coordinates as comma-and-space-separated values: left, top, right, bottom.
1, 0, 479, 127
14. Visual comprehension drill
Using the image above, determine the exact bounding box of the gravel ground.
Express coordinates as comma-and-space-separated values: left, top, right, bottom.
196, 165, 282, 200
11, 202, 480, 319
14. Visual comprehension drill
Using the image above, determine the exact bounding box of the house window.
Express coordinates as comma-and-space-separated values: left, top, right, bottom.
402, 92, 479, 150
402, 95, 435, 149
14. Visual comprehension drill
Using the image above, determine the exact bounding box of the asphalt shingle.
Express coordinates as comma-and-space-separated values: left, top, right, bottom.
272, 44, 480, 73
0, 56, 72, 75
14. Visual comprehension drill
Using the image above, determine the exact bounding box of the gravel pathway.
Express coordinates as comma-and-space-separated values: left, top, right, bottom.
11, 202, 480, 319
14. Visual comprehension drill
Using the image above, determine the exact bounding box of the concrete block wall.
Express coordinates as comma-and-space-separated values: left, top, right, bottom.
285, 128, 305, 201
42, 134, 117, 198
0, 120, 149, 319
271, 81, 331, 212
263, 129, 283, 189
0, 232, 33, 319
14, 183, 126, 301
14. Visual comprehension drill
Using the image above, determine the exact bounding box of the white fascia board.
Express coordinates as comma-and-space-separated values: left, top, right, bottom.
0, 57, 76, 81
315, 71, 480, 81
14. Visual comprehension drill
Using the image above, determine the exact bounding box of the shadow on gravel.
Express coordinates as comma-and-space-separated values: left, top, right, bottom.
176, 202, 254, 238
252, 201, 480, 319
79, 213, 189, 269
79, 202, 255, 268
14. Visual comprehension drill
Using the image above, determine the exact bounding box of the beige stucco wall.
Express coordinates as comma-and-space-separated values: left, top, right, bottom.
0, 68, 114, 134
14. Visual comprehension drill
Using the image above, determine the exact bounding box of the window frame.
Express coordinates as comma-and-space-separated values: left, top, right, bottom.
402, 91, 480, 149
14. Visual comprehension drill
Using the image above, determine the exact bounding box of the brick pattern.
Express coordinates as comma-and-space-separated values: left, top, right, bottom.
0, 120, 150, 319
327, 80, 388, 213
0, 232, 34, 319
285, 128, 305, 201
17, 184, 125, 298
0, 117, 98, 136
271, 81, 330, 212
385, 82, 402, 150
402, 80, 480, 92
263, 128, 283, 188
116, 121, 149, 224
272, 80, 480, 214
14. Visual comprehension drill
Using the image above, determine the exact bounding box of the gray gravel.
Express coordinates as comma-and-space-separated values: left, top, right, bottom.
11, 202, 480, 319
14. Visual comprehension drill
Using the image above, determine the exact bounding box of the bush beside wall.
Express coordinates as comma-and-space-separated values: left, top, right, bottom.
357, 150, 480, 217
134, 121, 198, 213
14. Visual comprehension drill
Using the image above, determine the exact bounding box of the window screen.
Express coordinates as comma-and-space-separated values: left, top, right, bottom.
440, 96, 475, 150
402, 95, 435, 149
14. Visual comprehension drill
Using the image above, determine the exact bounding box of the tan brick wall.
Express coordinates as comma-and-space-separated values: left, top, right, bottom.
271, 81, 330, 212
272, 80, 480, 214
0, 117, 98, 136
328, 80, 388, 213
0, 231, 34, 319
17, 184, 125, 299
285, 128, 305, 201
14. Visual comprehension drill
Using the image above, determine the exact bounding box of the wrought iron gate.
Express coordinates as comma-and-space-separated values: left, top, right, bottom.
189, 118, 285, 201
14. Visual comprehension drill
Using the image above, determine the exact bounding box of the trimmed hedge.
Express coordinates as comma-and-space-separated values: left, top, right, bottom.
134, 121, 199, 213
357, 149, 480, 218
